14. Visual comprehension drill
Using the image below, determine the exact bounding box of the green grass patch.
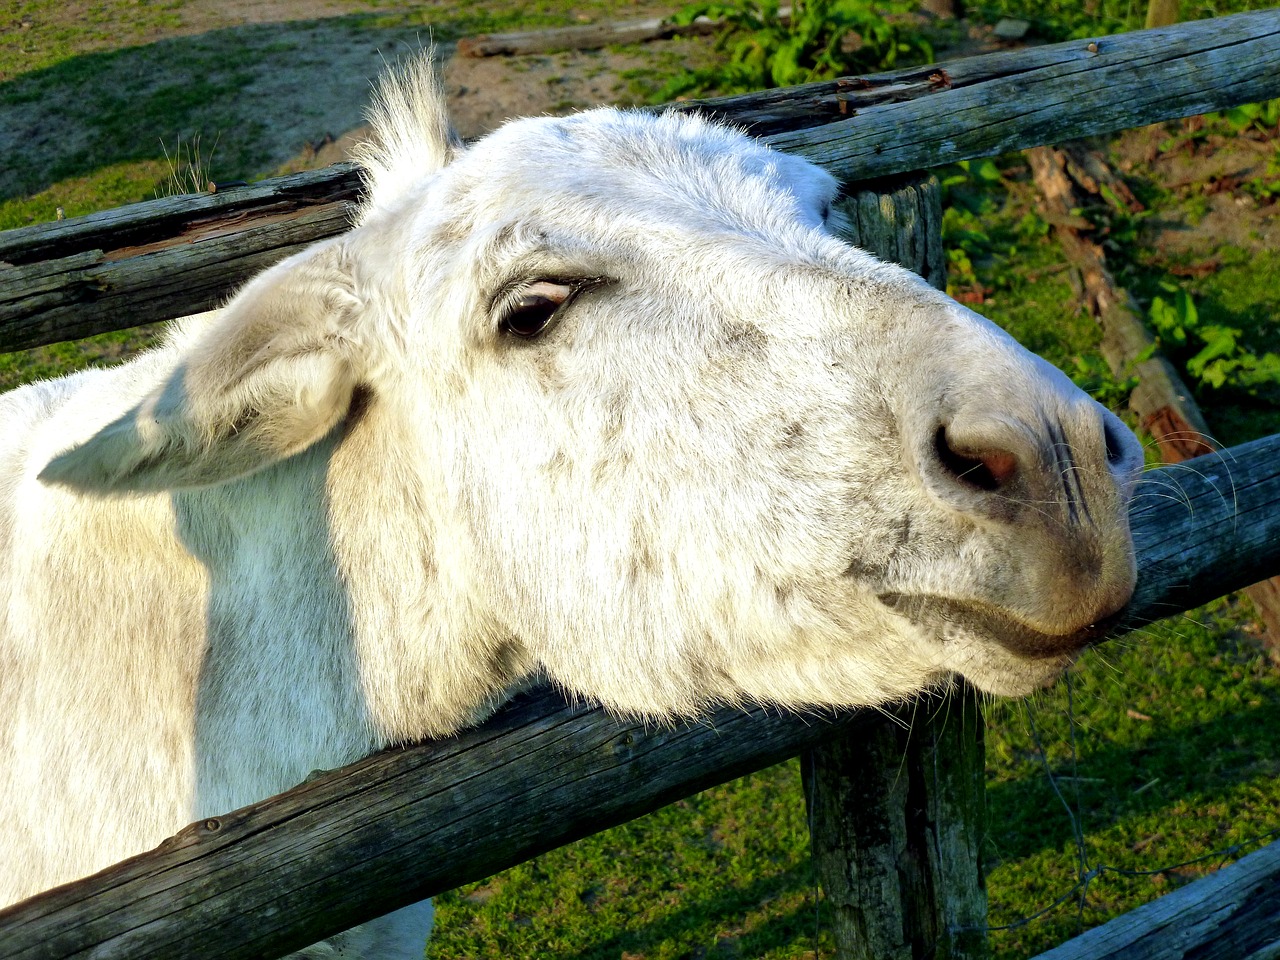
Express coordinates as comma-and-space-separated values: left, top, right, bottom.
430, 760, 831, 960
1140, 248, 1280, 446
0, 24, 347, 201
0, 325, 165, 392
940, 159, 1123, 399
0, 159, 178, 230
966, 0, 1280, 39
2, 0, 184, 81
655, 0, 932, 99
984, 600, 1280, 956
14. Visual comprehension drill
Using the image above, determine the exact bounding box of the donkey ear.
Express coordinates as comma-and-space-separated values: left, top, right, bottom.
40, 241, 364, 492
351, 52, 464, 216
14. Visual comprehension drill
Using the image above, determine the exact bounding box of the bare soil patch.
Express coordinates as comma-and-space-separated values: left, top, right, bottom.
1111, 123, 1280, 257
0, 2, 708, 202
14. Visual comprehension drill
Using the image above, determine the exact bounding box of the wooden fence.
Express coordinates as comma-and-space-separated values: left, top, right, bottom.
2, 10, 1280, 959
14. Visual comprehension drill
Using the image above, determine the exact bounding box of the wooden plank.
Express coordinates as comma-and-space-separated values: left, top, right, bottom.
0, 203, 353, 349
0, 691, 877, 960
2, 433, 1279, 959
0, 166, 363, 350
803, 173, 988, 960
1123, 433, 1280, 628
0, 164, 363, 267
1146, 0, 1181, 30
803, 691, 988, 960
763, 10, 1280, 182
1032, 840, 1280, 960
1, 11, 1278, 352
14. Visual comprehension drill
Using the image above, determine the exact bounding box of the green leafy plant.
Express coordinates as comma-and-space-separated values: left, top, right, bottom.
1242, 150, 1280, 202
967, 0, 1131, 39
657, 0, 932, 99
1148, 284, 1280, 394
1069, 353, 1138, 408
938, 159, 1008, 300
1160, 97, 1280, 156
940, 157, 1004, 194
1217, 97, 1280, 135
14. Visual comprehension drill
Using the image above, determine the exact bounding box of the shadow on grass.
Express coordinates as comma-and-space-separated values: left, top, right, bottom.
985, 673, 1280, 868
0, 14, 440, 203
554, 862, 830, 960
1, 0, 594, 208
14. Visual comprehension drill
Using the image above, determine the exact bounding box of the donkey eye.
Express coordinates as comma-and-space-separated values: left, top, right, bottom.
500, 281, 576, 339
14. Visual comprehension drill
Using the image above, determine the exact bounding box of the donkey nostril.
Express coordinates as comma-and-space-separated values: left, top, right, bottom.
1103, 417, 1129, 466
934, 425, 1019, 492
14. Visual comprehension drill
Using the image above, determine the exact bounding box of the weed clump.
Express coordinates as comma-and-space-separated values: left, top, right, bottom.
656, 0, 932, 99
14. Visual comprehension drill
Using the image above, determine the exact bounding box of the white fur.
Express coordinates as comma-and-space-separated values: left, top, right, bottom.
0, 59, 1144, 956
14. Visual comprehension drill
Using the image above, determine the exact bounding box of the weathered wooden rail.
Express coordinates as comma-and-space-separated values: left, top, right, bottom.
2, 10, 1280, 960
0, 166, 363, 350
1038, 839, 1280, 960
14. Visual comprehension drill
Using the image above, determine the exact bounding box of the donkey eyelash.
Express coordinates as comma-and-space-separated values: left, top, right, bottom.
492, 276, 613, 332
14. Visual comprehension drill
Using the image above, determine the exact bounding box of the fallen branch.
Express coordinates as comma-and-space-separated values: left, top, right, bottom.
1026, 145, 1213, 460
456, 14, 722, 58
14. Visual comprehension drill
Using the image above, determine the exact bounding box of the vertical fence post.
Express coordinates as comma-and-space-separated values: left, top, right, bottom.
802, 173, 989, 960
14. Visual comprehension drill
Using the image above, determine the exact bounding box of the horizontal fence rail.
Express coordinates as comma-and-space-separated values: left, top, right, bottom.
759, 8, 1280, 181
0, 166, 363, 352
2, 433, 1279, 959
0, 9, 1277, 352
1033, 839, 1280, 960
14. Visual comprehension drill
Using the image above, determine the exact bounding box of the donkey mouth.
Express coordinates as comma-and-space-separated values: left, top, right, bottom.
877, 592, 1127, 659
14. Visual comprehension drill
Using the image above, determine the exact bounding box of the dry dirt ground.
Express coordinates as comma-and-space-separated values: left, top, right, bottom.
170, 0, 696, 146
0, 1, 713, 202
294, 41, 704, 171
1110, 122, 1280, 256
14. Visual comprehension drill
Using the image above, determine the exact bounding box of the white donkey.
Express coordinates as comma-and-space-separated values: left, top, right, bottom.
0, 58, 1143, 957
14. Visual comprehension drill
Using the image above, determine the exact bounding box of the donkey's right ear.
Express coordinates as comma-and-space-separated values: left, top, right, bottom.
40, 240, 365, 492
352, 53, 464, 215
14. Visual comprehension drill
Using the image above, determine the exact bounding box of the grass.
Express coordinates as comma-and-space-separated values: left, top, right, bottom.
3, 1, 1280, 958
0, 0, 673, 229
966, 0, 1279, 38
0, 326, 165, 393
432, 761, 831, 959
982, 602, 1280, 956
2, 0, 185, 81
1, 16, 395, 226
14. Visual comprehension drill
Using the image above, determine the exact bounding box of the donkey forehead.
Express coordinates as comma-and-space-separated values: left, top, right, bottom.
450, 108, 839, 232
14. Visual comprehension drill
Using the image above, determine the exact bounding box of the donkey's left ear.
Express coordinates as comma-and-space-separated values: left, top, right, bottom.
40, 240, 365, 492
